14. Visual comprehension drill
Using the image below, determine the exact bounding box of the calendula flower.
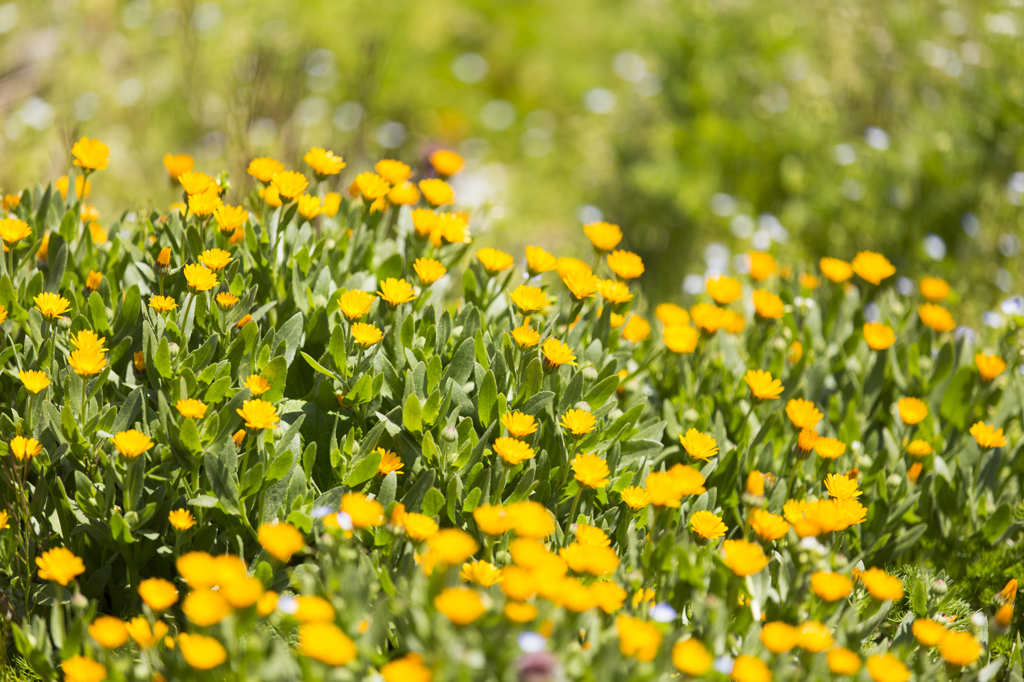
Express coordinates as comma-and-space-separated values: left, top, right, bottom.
971, 421, 1006, 448
81, 204, 100, 224
237, 400, 280, 430
372, 159, 410, 185
388, 181, 420, 205
863, 322, 895, 350
272, 170, 309, 199
819, 257, 853, 282
402, 513, 439, 541
419, 178, 455, 206
828, 648, 861, 675
198, 248, 231, 271
88, 222, 106, 245
918, 302, 955, 332
561, 408, 596, 435
824, 473, 861, 499
352, 322, 383, 346
10, 436, 42, 460
36, 547, 85, 585
525, 245, 557, 274
178, 633, 227, 670
543, 338, 577, 367
505, 502, 555, 538
163, 153, 194, 179
616, 614, 662, 662
750, 509, 789, 541
0, 218, 30, 244
722, 539, 769, 576
786, 398, 822, 429
188, 189, 222, 216
168, 509, 195, 531
183, 264, 218, 291
304, 147, 345, 177
149, 295, 178, 313
561, 268, 600, 300
61, 656, 106, 682
664, 324, 699, 353
176, 399, 208, 419
672, 639, 712, 676
798, 621, 833, 652
732, 656, 771, 682
72, 137, 109, 170
216, 292, 238, 308
621, 485, 651, 509
430, 149, 464, 176
501, 411, 537, 438
113, 430, 154, 458
852, 251, 896, 285
322, 192, 342, 216
598, 278, 633, 303
125, 617, 168, 649
907, 439, 933, 457
337, 289, 376, 319
67, 347, 107, 376
976, 353, 1007, 382
812, 436, 845, 458
760, 622, 799, 653
34, 292, 71, 319
493, 437, 536, 466
680, 428, 718, 460
260, 185, 282, 207
378, 277, 417, 305
376, 449, 404, 475
354, 171, 390, 200
655, 303, 689, 326
297, 622, 356, 666
183, 588, 230, 626
475, 247, 514, 273
690, 510, 727, 540
912, 618, 948, 646
811, 571, 853, 601
434, 587, 485, 625
239, 376, 268, 397
414, 257, 446, 284
621, 315, 651, 342
583, 221, 622, 251
55, 175, 91, 200
865, 654, 909, 682
296, 194, 321, 220
607, 250, 644, 279
19, 370, 50, 394
340, 492, 384, 528
258, 522, 305, 561
861, 568, 904, 601
512, 322, 540, 348
510, 285, 550, 312
84, 270, 102, 291
919, 276, 950, 301
178, 171, 217, 196
88, 616, 128, 649
706, 275, 742, 304
69, 329, 105, 354
745, 369, 783, 400
747, 251, 777, 281
573, 453, 610, 488
800, 273, 820, 289
248, 157, 283, 183
897, 397, 928, 425
752, 289, 783, 318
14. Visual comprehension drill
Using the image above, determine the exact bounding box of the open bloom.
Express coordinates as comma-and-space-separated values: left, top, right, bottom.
865, 654, 909, 682
561, 268, 599, 300
976, 353, 1007, 382
72, 137, 109, 170
68, 348, 107, 376
786, 398, 822, 429
664, 325, 699, 353
237, 400, 280, 430
419, 178, 455, 206
184, 264, 218, 291
214, 204, 248, 232
501, 411, 537, 438
561, 409, 596, 435
176, 399, 208, 419
271, 171, 309, 199
672, 639, 712, 675
971, 421, 1007, 449
918, 303, 955, 332
198, 248, 232, 271
434, 587, 485, 625
510, 285, 550, 312
621, 315, 651, 342
476, 247, 514, 273
861, 568, 904, 601
376, 449, 404, 475
919, 276, 950, 301
430, 149, 464, 176
706, 275, 742, 304
149, 295, 178, 313
493, 437, 535, 466
819, 257, 853, 282
36, 547, 85, 585
690, 510, 727, 540
337, 289, 375, 319
745, 369, 783, 400
19, 370, 50, 394
852, 251, 895, 284
512, 322, 540, 348
352, 322, 383, 346
583, 221, 622, 251
168, 509, 195, 531
680, 428, 718, 460
616, 614, 662, 662
113, 430, 154, 458
414, 258, 446, 284
0, 218, 30, 244
863, 322, 895, 350
179, 632, 227, 670
525, 245, 558, 274
248, 157, 284, 183
811, 572, 854, 601
542, 338, 577, 367
607, 250, 644, 279
722, 539, 769, 575
824, 473, 861, 499
378, 278, 417, 305
10, 436, 42, 460
258, 522, 305, 561
752, 289, 783, 318
572, 453, 610, 488
748, 251, 777, 280
897, 397, 927, 425
304, 147, 345, 176
298, 622, 356, 666
34, 292, 71, 319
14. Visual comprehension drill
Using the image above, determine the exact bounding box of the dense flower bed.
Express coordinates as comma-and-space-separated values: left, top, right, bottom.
0, 137, 1020, 681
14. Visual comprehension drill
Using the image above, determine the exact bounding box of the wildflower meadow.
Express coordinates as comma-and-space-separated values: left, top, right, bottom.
0, 136, 1020, 682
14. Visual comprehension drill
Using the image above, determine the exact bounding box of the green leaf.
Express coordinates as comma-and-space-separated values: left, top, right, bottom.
343, 451, 382, 487
422, 487, 445, 517
301, 351, 340, 381
403, 393, 422, 434
155, 337, 172, 379
477, 369, 497, 425
584, 375, 619, 409
984, 503, 1014, 544
939, 367, 975, 431
520, 391, 554, 416
205, 435, 240, 514
180, 417, 202, 453
259, 356, 289, 402
401, 470, 436, 513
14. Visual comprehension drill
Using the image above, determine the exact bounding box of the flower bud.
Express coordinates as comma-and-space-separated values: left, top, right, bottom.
574, 401, 591, 413
581, 366, 598, 382
931, 579, 948, 595
167, 342, 180, 359
441, 426, 459, 444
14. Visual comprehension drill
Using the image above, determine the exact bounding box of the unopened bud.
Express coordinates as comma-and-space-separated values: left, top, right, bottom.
931, 579, 948, 595
574, 401, 591, 413
441, 426, 459, 444
581, 366, 598, 382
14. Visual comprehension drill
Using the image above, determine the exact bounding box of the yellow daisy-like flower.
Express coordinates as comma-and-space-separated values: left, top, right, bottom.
510, 285, 550, 312
745, 369, 783, 400
337, 289, 376, 319
0, 218, 31, 244
178, 632, 227, 670
213, 204, 248, 233
36, 547, 85, 586
176, 399, 208, 419
198, 248, 232, 271
939, 631, 982, 667
583, 221, 623, 251
168, 508, 195, 531
897, 397, 928, 425
216, 292, 238, 308
747, 251, 777, 281
749, 509, 789, 541
434, 587, 485, 625
321, 192, 342, 217
851, 251, 896, 285
598, 279, 633, 304
912, 618, 949, 647
493, 437, 536, 466
542, 337, 577, 368
414, 258, 447, 284
374, 159, 411, 185
61, 656, 106, 682
786, 398, 822, 429
824, 473, 861, 499
247, 157, 284, 183
760, 622, 799, 653
866, 654, 910, 682
178, 171, 217, 196
976, 353, 1007, 382
188, 189, 222, 216
244, 375, 270, 396
861, 567, 904, 601
672, 639, 712, 676
430, 149, 464, 176
680, 428, 718, 460
402, 513, 439, 541
828, 648, 861, 675
34, 292, 71, 319
378, 278, 417, 306
182, 587, 230, 626
572, 453, 610, 489
258, 522, 305, 561
352, 322, 384, 346
163, 153, 193, 179
621, 485, 651, 509
525, 245, 557, 275
112, 430, 154, 458
722, 539, 769, 576
561, 268, 600, 300
621, 315, 651, 342
656, 303, 690, 326
863, 322, 895, 350
340, 492, 384, 528
561, 408, 596, 436
918, 302, 955, 332
616, 614, 662, 662
237, 400, 280, 430
125, 617, 168, 649
376, 449, 404, 476
907, 439, 934, 457
664, 325, 699, 354
690, 510, 727, 541
271, 171, 309, 200
72, 136, 109, 170
919, 276, 950, 302
10, 436, 42, 460
512, 322, 540, 348
297, 622, 356, 666
88, 616, 128, 649
501, 411, 537, 438
752, 289, 783, 318
813, 437, 846, 459
970, 421, 1007, 449
19, 370, 50, 394
260, 186, 281, 207
706, 275, 742, 304
67, 348, 107, 376
819, 256, 853, 283
297, 194, 321, 220
476, 247, 514, 273
419, 178, 455, 206
354, 171, 391, 200
607, 250, 645, 279
810, 571, 853, 601
460, 560, 502, 587
148, 295, 178, 313
304, 147, 345, 176
183, 264, 218, 291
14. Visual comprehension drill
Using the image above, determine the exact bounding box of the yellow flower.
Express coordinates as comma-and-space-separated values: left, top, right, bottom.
542, 338, 577, 367
798, 621, 833, 652
572, 453, 610, 489
616, 614, 662, 662
304, 147, 345, 176
125, 617, 168, 648
112, 430, 154, 458
376, 448, 404, 475
178, 632, 227, 670
373, 159, 410, 185
722, 539, 769, 576
561, 268, 600, 300
655, 303, 689, 326
378, 277, 417, 305
731, 656, 771, 682
746, 471, 766, 496
381, 653, 433, 682
178, 170, 217, 196
912, 618, 948, 646
824, 473, 860, 500
176, 399, 208, 419
785, 398, 821, 429
36, 547, 85, 585
258, 522, 305, 561
156, 247, 172, 268
970, 421, 1007, 448
940, 631, 983, 666
19, 370, 50, 394
500, 411, 537, 439
664, 325, 699, 354
672, 638, 712, 675
163, 153, 194, 179
919, 276, 950, 301
188, 189, 222, 216
337, 289, 376, 319
149, 295, 178, 313
690, 510, 727, 540
34, 292, 71, 319
897, 397, 927, 425
61, 656, 106, 682
36, 234, 49, 261
272, 170, 310, 199
297, 194, 321, 220
430, 149, 464, 176
706, 275, 742, 304
852, 251, 896, 285
865, 653, 909, 682
752, 289, 783, 318
690, 303, 727, 332
828, 648, 861, 675
216, 292, 239, 308
414, 258, 447, 284
198, 248, 232, 271
68, 347, 107, 376
183, 588, 230, 626
472, 504, 509, 536
168, 508, 195, 531
419, 178, 455, 206
680, 428, 718, 460
559, 408, 596, 436
819, 256, 853, 283
138, 577, 179, 611
84, 270, 102, 291
248, 157, 284, 183
55, 175, 91, 200
607, 250, 645, 279
183, 263, 218, 291
861, 568, 904, 601
907, 439, 934, 457
10, 436, 42, 460
81, 204, 100, 224
293, 595, 335, 623
493, 437, 536, 466
976, 353, 1007, 382
621, 315, 651, 342
621, 485, 651, 509
525, 245, 557, 274
72, 137, 109, 170
388, 181, 421, 205
237, 377, 268, 398
298, 622, 356, 666
402, 513, 439, 541
88, 616, 127, 649
237, 400, 280, 430
341, 492, 384, 528
800, 273, 820, 289
760, 621, 799, 653
0, 218, 30, 244
750, 509, 789, 541
352, 322, 384, 346
745, 369, 783, 400
260, 185, 282, 207
747, 251, 777, 281
505, 501, 555, 538
863, 322, 895, 350
583, 221, 622, 251
918, 302, 955, 332
510, 285, 550, 312
476, 247, 514, 273
512, 321, 540, 348
598, 279, 633, 304
87, 222, 106, 245
645, 465, 706, 507
434, 587, 485, 625
322, 192, 342, 217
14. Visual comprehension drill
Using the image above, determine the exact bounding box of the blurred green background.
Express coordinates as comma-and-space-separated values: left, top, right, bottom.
3, 0, 1024, 316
